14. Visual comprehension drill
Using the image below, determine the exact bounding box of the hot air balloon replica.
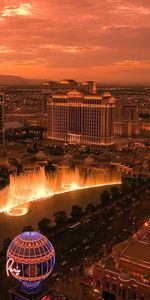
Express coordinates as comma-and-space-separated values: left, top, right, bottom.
6, 231, 55, 299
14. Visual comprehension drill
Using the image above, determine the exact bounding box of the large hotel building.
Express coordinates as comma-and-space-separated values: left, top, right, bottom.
47, 89, 116, 150
0, 93, 4, 144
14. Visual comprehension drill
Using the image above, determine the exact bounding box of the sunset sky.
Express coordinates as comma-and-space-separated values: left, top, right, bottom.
0, 0, 150, 83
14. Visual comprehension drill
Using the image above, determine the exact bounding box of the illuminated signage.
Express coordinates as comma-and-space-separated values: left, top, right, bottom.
6, 258, 21, 277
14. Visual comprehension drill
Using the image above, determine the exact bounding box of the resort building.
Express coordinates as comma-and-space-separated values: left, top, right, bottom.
93, 220, 150, 300
47, 90, 116, 150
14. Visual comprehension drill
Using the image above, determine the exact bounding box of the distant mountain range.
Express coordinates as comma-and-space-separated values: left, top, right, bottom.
0, 75, 43, 86
0, 74, 149, 87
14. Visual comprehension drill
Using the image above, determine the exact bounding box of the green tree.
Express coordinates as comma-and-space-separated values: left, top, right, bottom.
71, 205, 83, 221
90, 214, 100, 231
53, 211, 67, 228
100, 190, 110, 207
45, 161, 56, 173
110, 187, 120, 199
32, 143, 38, 154
9, 158, 23, 175
0, 166, 9, 179
0, 238, 11, 258
85, 203, 95, 214
22, 225, 34, 232
38, 218, 51, 235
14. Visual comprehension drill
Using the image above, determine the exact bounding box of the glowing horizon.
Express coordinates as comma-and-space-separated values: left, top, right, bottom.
0, 0, 150, 84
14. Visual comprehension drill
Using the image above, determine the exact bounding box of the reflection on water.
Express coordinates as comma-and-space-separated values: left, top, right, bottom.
0, 166, 121, 215
0, 184, 120, 244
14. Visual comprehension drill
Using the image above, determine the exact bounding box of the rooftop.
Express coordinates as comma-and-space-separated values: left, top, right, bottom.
113, 220, 150, 267
120, 239, 150, 265
52, 89, 112, 98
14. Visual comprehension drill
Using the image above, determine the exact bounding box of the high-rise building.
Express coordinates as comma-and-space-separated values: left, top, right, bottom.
114, 104, 139, 137
47, 90, 116, 150
42, 79, 97, 114
0, 93, 4, 144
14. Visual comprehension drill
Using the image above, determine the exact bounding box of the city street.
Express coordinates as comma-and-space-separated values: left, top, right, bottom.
0, 183, 149, 299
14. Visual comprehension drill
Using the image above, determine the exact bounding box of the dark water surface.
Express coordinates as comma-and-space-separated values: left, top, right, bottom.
0, 184, 120, 244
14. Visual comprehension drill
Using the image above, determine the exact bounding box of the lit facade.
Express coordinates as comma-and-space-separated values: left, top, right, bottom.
114, 105, 139, 137
47, 90, 116, 150
93, 221, 150, 300
0, 93, 4, 144
6, 231, 55, 299
42, 79, 96, 113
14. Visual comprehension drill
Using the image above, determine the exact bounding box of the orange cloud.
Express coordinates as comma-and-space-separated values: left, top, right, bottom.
0, 0, 149, 83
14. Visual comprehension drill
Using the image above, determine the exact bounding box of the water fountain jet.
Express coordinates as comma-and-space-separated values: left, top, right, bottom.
0, 166, 121, 217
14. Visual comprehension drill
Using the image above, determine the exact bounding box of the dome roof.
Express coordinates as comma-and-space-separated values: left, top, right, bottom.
7, 232, 54, 261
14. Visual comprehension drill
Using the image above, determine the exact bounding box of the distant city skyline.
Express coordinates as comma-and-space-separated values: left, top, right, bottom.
0, 0, 150, 83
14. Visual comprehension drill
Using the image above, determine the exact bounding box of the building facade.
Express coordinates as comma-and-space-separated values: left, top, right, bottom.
93, 221, 150, 300
114, 104, 139, 137
47, 90, 116, 150
42, 79, 96, 113
0, 93, 4, 144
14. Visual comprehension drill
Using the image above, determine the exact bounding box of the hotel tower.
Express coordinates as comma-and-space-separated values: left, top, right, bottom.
47, 90, 116, 150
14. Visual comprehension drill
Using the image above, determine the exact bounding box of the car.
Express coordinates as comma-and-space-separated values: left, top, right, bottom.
107, 226, 112, 231
83, 238, 88, 245
52, 272, 59, 278
83, 219, 90, 223
84, 245, 90, 250
61, 260, 67, 266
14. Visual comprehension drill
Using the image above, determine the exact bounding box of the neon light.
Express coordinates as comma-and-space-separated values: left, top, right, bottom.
5, 207, 28, 217
6, 258, 21, 277
6, 232, 55, 291
1, 166, 121, 216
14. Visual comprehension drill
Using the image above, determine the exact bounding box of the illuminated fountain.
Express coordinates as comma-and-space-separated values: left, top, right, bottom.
1, 168, 53, 217
0, 166, 121, 217
61, 183, 79, 191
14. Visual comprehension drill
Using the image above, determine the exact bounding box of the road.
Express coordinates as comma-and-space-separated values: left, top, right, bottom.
48, 184, 150, 280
